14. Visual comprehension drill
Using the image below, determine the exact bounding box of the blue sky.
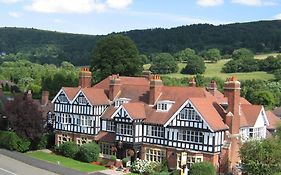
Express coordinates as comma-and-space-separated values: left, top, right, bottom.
0, 0, 281, 35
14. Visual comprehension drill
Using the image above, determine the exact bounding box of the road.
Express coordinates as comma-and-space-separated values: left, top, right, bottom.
0, 154, 57, 175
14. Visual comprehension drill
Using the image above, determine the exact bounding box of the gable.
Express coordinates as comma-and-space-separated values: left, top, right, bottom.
165, 100, 213, 131
254, 107, 269, 127
72, 91, 92, 106
52, 89, 70, 103
111, 106, 133, 122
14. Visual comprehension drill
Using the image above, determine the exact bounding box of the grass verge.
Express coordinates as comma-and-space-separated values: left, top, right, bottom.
26, 151, 106, 172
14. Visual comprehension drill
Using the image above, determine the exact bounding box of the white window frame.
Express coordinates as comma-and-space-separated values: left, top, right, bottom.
106, 121, 115, 131
180, 108, 200, 121
145, 148, 165, 162
178, 130, 204, 143
100, 142, 116, 156
117, 123, 133, 136
77, 96, 87, 104
147, 125, 164, 138
58, 96, 68, 103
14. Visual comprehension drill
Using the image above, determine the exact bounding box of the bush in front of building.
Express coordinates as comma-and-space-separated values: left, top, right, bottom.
56, 141, 79, 159
0, 131, 30, 152
131, 159, 167, 175
189, 161, 216, 175
76, 142, 100, 163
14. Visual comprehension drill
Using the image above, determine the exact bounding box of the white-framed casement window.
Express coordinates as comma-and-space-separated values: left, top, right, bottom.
156, 100, 175, 112
114, 98, 130, 108
178, 130, 204, 143
77, 97, 87, 104
100, 142, 116, 156
187, 155, 203, 169
180, 108, 200, 121
80, 116, 93, 126
106, 121, 115, 132
147, 125, 164, 138
249, 127, 265, 139
76, 137, 91, 146
58, 96, 68, 103
117, 124, 133, 136
60, 114, 71, 124
57, 134, 72, 146
145, 148, 165, 162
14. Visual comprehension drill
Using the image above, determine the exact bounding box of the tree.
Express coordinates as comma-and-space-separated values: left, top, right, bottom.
174, 48, 196, 62
251, 90, 278, 109
189, 161, 216, 175
4, 95, 45, 141
240, 138, 281, 175
274, 69, 281, 81
90, 34, 142, 82
181, 55, 206, 74
204, 48, 221, 62
150, 53, 178, 74
232, 48, 254, 60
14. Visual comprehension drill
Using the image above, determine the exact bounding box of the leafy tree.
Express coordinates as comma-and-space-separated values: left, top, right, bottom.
222, 58, 259, 73
174, 48, 196, 62
3, 95, 45, 141
150, 53, 178, 74
76, 142, 100, 162
61, 61, 75, 70
240, 138, 281, 175
204, 48, 221, 62
251, 90, 278, 109
189, 161, 216, 175
90, 34, 142, 82
259, 55, 281, 72
274, 69, 281, 81
232, 48, 254, 60
181, 55, 206, 74
0, 131, 30, 152
139, 54, 150, 64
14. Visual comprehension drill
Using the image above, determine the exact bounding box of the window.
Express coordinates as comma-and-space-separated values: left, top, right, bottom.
76, 137, 91, 146
100, 142, 116, 156
147, 125, 164, 138
57, 134, 71, 146
114, 98, 130, 108
249, 127, 265, 139
80, 116, 93, 126
180, 108, 200, 121
58, 96, 68, 103
117, 124, 133, 136
157, 103, 168, 111
145, 148, 165, 162
106, 121, 115, 131
187, 155, 203, 169
178, 130, 203, 143
61, 114, 71, 124
77, 97, 87, 104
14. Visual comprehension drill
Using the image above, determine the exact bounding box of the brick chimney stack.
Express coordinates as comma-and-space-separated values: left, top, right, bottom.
223, 76, 241, 170
149, 75, 163, 105
189, 77, 196, 87
109, 74, 121, 101
79, 68, 92, 88
41, 91, 49, 106
207, 80, 217, 96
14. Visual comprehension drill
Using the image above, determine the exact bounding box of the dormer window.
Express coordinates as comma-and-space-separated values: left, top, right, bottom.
157, 100, 175, 112
114, 98, 131, 108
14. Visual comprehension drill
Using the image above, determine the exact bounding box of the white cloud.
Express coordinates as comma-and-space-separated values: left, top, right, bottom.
106, 0, 132, 9
274, 13, 281, 19
1, 0, 21, 4
197, 0, 224, 7
25, 0, 133, 14
232, 0, 277, 6
8, 11, 22, 18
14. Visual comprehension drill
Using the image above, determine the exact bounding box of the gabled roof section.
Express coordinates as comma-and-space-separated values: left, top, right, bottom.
62, 87, 80, 101
189, 98, 228, 131
122, 102, 146, 120
266, 111, 281, 130
240, 104, 263, 127
101, 106, 116, 120
51, 88, 73, 103
81, 88, 110, 105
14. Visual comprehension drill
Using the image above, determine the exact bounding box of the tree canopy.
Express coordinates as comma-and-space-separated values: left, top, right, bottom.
90, 34, 142, 82
181, 55, 206, 74
150, 53, 178, 74
204, 48, 221, 62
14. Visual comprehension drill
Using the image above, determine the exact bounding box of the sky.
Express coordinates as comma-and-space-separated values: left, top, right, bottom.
0, 0, 281, 35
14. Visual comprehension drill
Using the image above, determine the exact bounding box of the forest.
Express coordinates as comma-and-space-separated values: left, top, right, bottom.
0, 20, 281, 66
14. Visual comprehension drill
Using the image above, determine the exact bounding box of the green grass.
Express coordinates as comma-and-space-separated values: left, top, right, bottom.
26, 151, 106, 172
254, 52, 280, 60
162, 59, 274, 81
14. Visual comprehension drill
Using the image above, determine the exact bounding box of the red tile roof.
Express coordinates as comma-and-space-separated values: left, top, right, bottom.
266, 111, 280, 130
123, 103, 146, 119
82, 88, 110, 105
240, 104, 263, 127
62, 87, 80, 101
95, 131, 116, 142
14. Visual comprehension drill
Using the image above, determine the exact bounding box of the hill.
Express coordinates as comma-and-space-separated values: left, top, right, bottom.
0, 20, 281, 65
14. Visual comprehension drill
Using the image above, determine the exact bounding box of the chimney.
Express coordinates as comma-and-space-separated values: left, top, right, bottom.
207, 80, 217, 96
189, 77, 196, 87
26, 90, 32, 101
109, 74, 121, 101
79, 67, 92, 88
41, 91, 49, 106
149, 75, 163, 105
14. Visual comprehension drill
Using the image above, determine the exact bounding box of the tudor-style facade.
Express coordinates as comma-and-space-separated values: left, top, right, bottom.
52, 68, 280, 175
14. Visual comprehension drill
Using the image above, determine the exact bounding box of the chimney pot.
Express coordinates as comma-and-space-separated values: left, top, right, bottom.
79, 67, 92, 88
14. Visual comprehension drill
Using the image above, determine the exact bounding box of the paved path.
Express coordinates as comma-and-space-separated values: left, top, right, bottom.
0, 154, 57, 175
0, 149, 86, 175
90, 169, 128, 175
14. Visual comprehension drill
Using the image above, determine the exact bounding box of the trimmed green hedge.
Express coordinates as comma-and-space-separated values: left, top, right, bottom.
56, 142, 79, 159
0, 131, 30, 152
76, 142, 100, 163
189, 161, 216, 175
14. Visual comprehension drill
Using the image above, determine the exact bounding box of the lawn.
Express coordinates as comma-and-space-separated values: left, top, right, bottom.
26, 151, 106, 172
254, 52, 280, 60
163, 59, 274, 81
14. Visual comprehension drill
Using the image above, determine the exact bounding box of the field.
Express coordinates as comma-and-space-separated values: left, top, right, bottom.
254, 52, 280, 60
26, 151, 106, 172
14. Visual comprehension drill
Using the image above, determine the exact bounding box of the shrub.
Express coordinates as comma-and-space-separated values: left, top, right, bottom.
0, 131, 30, 152
189, 161, 216, 175
110, 155, 117, 161
57, 142, 79, 159
131, 159, 162, 174
76, 142, 100, 163
122, 157, 129, 164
